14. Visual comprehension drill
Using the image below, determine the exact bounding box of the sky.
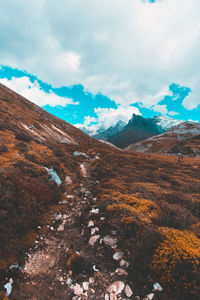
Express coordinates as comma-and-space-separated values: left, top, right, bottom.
0, 0, 200, 134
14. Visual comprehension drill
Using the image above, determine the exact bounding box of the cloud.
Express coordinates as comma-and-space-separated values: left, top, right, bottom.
75, 106, 141, 134
0, 76, 77, 107
0, 0, 200, 110
153, 104, 167, 114
168, 111, 179, 116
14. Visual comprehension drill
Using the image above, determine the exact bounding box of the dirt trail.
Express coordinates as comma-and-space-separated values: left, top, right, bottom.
9, 162, 121, 299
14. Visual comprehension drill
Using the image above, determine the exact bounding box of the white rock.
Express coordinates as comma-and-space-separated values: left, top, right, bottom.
143, 293, 155, 300
74, 283, 83, 295
88, 220, 94, 228
9, 263, 19, 270
90, 208, 99, 214
93, 265, 99, 272
107, 281, 125, 300
73, 151, 88, 158
119, 260, 130, 268
65, 175, 72, 184
153, 283, 163, 291
89, 277, 94, 284
66, 277, 73, 285
83, 281, 89, 290
113, 252, 124, 261
103, 236, 117, 247
89, 235, 100, 246
125, 284, 133, 297
91, 227, 99, 235
4, 279, 13, 297
115, 268, 128, 276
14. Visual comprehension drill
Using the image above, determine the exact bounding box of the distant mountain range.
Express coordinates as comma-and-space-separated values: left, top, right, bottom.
93, 114, 183, 148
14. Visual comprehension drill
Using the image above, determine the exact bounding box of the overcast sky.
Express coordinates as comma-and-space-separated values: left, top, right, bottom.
0, 0, 200, 132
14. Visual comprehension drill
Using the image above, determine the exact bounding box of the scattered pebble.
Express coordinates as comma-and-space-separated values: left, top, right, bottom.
115, 268, 128, 276
89, 235, 100, 246
83, 281, 89, 291
107, 281, 125, 300
143, 293, 154, 300
113, 252, 124, 261
153, 283, 163, 291
119, 260, 130, 268
88, 221, 94, 228
74, 283, 83, 295
125, 284, 133, 297
93, 265, 99, 272
90, 208, 99, 214
103, 236, 117, 247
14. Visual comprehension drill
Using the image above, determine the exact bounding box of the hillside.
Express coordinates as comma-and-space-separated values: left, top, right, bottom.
0, 84, 200, 300
127, 122, 200, 156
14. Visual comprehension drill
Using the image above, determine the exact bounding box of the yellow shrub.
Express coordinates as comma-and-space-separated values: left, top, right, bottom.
151, 227, 200, 295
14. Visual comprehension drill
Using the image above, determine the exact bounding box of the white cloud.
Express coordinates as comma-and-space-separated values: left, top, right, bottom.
0, 77, 77, 107
168, 111, 179, 116
0, 0, 200, 109
75, 106, 141, 134
153, 104, 167, 114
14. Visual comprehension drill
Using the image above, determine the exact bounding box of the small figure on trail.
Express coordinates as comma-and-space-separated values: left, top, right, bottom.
178, 153, 181, 161
181, 154, 184, 161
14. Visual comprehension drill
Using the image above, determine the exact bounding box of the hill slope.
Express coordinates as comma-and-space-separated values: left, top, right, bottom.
0, 84, 200, 300
127, 121, 200, 156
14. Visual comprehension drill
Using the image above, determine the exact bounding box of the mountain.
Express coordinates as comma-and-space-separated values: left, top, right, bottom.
93, 120, 126, 140
127, 121, 200, 155
93, 114, 183, 148
0, 83, 200, 299
152, 115, 183, 130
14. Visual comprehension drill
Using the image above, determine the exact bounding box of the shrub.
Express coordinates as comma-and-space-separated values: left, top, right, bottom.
0, 145, 8, 153
15, 132, 32, 143
151, 227, 200, 298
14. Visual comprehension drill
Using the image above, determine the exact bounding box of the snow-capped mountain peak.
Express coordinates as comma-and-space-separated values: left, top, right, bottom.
153, 115, 183, 130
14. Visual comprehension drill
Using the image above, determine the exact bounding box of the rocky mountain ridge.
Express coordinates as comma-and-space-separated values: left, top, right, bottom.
93, 114, 183, 148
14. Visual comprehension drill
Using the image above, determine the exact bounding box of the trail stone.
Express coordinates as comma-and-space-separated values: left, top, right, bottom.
90, 208, 99, 214
88, 221, 94, 228
91, 227, 99, 235
103, 236, 117, 247
83, 281, 89, 291
125, 284, 133, 297
120, 260, 129, 268
143, 293, 154, 300
89, 235, 100, 246
115, 268, 128, 276
113, 252, 124, 261
74, 283, 83, 295
89, 277, 94, 284
153, 283, 163, 291
105, 294, 109, 300
107, 281, 125, 300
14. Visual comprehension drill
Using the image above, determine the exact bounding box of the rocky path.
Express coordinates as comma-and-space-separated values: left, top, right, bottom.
9, 159, 161, 300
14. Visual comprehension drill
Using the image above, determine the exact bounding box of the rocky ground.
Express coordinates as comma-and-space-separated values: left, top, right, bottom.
5, 159, 163, 300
